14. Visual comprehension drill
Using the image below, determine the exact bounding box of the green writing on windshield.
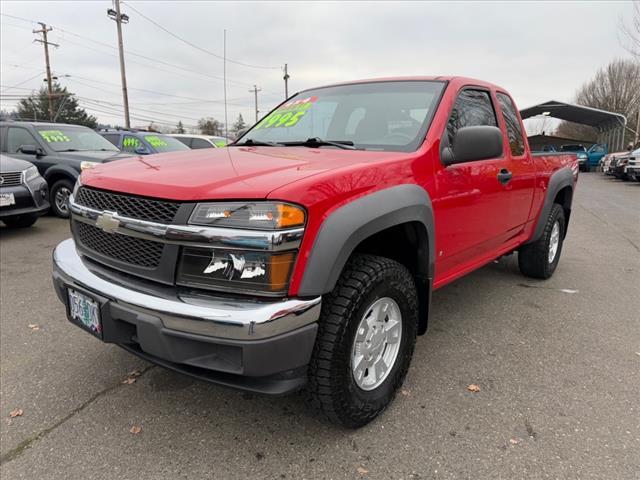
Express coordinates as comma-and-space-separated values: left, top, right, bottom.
123, 137, 141, 148
145, 135, 168, 148
213, 140, 227, 147
39, 130, 71, 143
254, 96, 317, 130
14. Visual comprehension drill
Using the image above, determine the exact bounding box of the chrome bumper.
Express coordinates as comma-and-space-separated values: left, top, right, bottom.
52, 238, 321, 341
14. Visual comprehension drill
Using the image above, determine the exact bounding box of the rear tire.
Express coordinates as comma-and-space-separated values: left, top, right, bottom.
50, 179, 74, 218
3, 214, 38, 228
518, 203, 565, 279
306, 254, 418, 428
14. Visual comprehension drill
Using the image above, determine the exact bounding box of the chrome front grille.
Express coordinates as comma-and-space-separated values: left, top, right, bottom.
0, 171, 22, 187
75, 187, 180, 223
74, 221, 164, 268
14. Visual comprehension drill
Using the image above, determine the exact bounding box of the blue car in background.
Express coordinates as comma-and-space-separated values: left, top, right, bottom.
560, 143, 607, 172
98, 129, 191, 155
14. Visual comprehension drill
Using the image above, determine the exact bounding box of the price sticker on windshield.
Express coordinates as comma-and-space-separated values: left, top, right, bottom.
255, 96, 317, 129
39, 130, 71, 142
145, 135, 168, 148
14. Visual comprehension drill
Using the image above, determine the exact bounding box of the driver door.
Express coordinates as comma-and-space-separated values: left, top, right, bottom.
433, 88, 513, 282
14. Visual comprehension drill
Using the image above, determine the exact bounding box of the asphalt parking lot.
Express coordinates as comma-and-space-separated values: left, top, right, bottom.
0, 173, 638, 480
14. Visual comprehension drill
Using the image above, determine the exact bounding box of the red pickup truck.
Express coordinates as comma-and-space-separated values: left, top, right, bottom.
52, 77, 578, 427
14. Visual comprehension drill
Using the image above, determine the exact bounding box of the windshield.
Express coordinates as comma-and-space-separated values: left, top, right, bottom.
143, 134, 190, 153
35, 126, 119, 152
561, 145, 587, 152
237, 81, 446, 152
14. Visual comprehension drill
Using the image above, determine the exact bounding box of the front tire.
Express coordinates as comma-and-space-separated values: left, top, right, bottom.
518, 203, 565, 279
306, 254, 418, 428
50, 179, 74, 218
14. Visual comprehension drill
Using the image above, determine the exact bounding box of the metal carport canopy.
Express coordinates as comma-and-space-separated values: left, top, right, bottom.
520, 100, 627, 151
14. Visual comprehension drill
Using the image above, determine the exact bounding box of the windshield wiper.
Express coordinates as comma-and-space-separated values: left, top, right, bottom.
57, 148, 79, 152
282, 137, 357, 150
232, 138, 282, 147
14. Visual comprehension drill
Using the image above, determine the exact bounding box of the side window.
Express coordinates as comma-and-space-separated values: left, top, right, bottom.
102, 134, 120, 147
174, 137, 191, 147
497, 93, 525, 156
122, 135, 142, 152
7, 128, 39, 153
191, 138, 211, 149
0, 127, 7, 152
446, 89, 497, 144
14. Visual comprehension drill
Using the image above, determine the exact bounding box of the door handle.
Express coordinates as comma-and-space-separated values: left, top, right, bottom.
497, 169, 513, 184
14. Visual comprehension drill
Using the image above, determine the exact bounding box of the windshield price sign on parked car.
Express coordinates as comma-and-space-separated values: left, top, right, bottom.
255, 96, 318, 129
38, 130, 71, 143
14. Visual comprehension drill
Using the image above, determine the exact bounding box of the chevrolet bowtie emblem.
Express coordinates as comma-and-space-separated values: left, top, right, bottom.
95, 211, 120, 234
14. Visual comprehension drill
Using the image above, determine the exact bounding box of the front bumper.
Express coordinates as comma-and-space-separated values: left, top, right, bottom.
0, 179, 49, 218
52, 238, 322, 394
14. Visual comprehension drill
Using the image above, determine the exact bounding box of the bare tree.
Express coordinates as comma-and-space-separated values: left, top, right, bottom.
555, 58, 640, 146
619, 1, 640, 58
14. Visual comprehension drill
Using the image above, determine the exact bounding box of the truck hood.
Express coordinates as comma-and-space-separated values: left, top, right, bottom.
81, 146, 400, 201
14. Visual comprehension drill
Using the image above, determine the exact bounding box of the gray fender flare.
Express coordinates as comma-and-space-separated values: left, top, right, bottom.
527, 166, 574, 244
297, 184, 435, 297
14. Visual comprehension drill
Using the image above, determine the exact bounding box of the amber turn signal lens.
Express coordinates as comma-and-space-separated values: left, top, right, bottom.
268, 252, 296, 291
276, 204, 305, 228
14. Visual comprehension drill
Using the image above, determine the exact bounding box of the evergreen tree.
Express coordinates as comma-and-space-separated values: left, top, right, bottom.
16, 83, 97, 127
175, 121, 186, 134
231, 114, 247, 137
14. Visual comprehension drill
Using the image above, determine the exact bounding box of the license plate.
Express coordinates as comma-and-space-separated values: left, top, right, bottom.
0, 193, 15, 207
68, 289, 102, 336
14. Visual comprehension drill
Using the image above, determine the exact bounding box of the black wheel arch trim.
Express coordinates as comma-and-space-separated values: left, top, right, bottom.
44, 165, 79, 185
526, 166, 574, 244
298, 184, 435, 301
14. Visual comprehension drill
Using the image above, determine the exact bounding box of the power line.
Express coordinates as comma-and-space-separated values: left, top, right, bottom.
0, 15, 255, 88
122, 2, 281, 70
0, 71, 44, 93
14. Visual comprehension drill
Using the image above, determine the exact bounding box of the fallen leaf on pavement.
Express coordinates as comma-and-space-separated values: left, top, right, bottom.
128, 369, 141, 377
467, 384, 481, 393
510, 437, 521, 445
357, 466, 369, 475
401, 389, 411, 397
129, 425, 142, 435
122, 377, 136, 385
9, 409, 23, 418
28, 324, 40, 331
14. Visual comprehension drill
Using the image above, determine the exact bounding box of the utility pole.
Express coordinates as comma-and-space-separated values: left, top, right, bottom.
283, 63, 290, 99
223, 29, 228, 139
33, 23, 58, 121
635, 108, 640, 147
249, 85, 261, 123
107, 0, 131, 129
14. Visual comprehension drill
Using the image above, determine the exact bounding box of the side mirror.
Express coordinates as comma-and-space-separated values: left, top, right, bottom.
17, 145, 44, 157
441, 126, 503, 166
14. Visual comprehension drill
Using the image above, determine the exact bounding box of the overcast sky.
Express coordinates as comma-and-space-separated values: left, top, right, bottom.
0, 1, 635, 132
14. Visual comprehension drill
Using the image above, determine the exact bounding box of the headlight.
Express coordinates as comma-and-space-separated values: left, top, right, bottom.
80, 161, 99, 171
177, 248, 296, 296
22, 166, 40, 183
189, 202, 305, 230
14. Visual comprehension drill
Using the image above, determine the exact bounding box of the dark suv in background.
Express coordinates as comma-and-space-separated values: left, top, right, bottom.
0, 121, 132, 217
